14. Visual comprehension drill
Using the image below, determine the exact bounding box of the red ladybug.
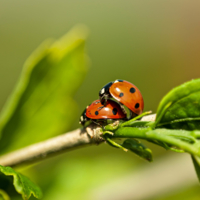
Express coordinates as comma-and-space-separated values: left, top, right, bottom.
79, 99, 127, 126
99, 79, 144, 116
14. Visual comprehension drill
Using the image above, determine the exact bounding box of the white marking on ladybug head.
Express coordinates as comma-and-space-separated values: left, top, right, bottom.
101, 88, 105, 95
86, 106, 89, 109
114, 80, 119, 83
80, 116, 84, 121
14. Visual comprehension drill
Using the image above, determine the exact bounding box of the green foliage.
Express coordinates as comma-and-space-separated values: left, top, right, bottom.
155, 79, 200, 130
0, 26, 89, 154
103, 79, 200, 182
0, 26, 89, 199
191, 155, 200, 182
0, 165, 42, 200
0, 189, 10, 200
122, 139, 153, 162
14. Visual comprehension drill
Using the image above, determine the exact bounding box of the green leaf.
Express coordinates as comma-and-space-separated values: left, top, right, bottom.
155, 79, 200, 130
122, 139, 153, 162
0, 165, 42, 200
0, 25, 89, 153
112, 126, 200, 156
191, 155, 200, 182
149, 129, 197, 143
0, 189, 10, 200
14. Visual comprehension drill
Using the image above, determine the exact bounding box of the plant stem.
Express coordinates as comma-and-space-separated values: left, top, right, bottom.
113, 128, 200, 156
0, 114, 156, 167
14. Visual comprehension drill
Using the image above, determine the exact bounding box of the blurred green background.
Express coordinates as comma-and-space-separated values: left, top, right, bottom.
1, 0, 200, 199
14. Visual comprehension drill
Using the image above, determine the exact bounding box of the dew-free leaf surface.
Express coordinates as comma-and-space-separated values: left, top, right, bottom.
155, 79, 200, 130
0, 189, 10, 200
0, 165, 42, 200
0, 26, 89, 153
122, 139, 153, 162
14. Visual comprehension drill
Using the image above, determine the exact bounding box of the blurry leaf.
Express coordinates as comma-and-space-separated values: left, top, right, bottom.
122, 139, 153, 162
0, 189, 10, 200
191, 155, 200, 182
0, 25, 89, 153
155, 79, 200, 130
33, 148, 137, 200
0, 165, 42, 200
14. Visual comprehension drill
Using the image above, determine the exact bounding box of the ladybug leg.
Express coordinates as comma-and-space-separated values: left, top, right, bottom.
97, 94, 111, 111
97, 95, 109, 111
103, 94, 108, 106
79, 109, 90, 127
91, 119, 102, 127
97, 106, 104, 111
105, 137, 128, 152
118, 103, 127, 115
100, 93, 110, 106
128, 110, 137, 120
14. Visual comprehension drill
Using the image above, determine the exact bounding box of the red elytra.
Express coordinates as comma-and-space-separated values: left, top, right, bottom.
109, 80, 144, 115
86, 99, 126, 119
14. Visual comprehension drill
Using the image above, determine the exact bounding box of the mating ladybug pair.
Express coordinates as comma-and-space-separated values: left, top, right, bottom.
79, 79, 144, 127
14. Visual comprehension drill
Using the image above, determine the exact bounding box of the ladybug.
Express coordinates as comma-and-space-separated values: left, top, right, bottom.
79, 99, 127, 127
99, 79, 144, 117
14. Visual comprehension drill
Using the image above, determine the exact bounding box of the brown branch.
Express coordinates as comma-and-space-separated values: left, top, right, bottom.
0, 114, 156, 167
0, 125, 103, 167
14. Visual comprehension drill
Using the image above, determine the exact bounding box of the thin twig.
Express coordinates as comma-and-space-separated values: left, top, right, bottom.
0, 114, 156, 167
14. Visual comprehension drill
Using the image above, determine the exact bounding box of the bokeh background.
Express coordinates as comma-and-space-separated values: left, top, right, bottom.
1, 0, 200, 199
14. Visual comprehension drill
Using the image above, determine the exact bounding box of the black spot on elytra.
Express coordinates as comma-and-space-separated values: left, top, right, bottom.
119, 92, 124, 97
117, 79, 124, 82
112, 108, 118, 115
95, 111, 99, 115
130, 87, 136, 93
135, 103, 140, 109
